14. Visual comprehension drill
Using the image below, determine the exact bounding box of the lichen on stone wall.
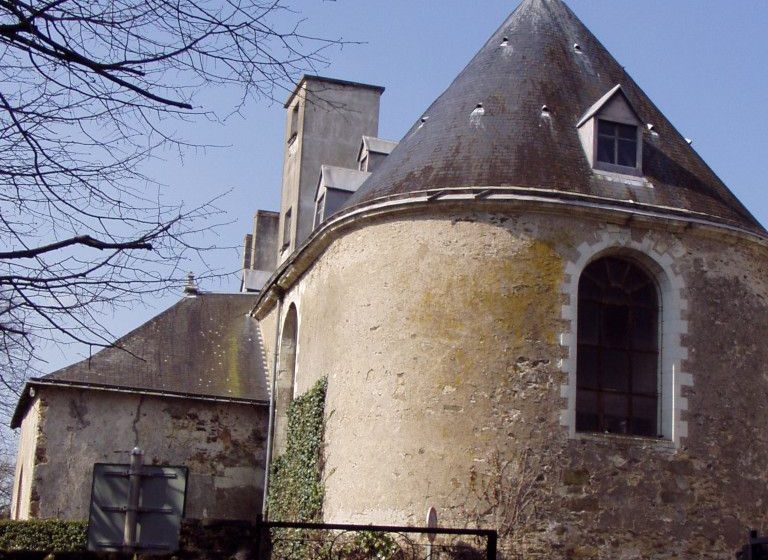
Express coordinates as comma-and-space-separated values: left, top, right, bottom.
411, 233, 563, 379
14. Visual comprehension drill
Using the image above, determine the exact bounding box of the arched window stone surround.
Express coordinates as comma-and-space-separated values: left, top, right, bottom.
274, 303, 299, 455
559, 228, 692, 446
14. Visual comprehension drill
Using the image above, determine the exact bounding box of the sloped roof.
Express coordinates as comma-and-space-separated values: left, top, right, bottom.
345, 0, 764, 235
12, 293, 268, 427
316, 165, 370, 197
360, 136, 399, 157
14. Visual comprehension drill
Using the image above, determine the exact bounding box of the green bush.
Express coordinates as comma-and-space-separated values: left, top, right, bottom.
0, 519, 87, 552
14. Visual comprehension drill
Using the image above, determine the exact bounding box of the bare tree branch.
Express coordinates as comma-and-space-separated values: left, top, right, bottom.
0, 234, 155, 259
0, 0, 348, 424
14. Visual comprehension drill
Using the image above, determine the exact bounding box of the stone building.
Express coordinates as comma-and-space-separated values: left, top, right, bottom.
11, 0, 768, 557
247, 0, 768, 558
10, 291, 269, 521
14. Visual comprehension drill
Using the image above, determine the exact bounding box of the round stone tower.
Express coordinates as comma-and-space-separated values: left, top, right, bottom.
255, 0, 768, 558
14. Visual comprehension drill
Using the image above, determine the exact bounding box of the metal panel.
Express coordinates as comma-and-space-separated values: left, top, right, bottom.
87, 463, 188, 553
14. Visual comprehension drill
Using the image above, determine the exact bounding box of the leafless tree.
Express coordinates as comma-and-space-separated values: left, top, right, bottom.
0, 433, 15, 517
0, 0, 344, 414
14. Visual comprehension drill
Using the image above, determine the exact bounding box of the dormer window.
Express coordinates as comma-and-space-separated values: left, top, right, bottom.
577, 85, 642, 177
597, 120, 638, 168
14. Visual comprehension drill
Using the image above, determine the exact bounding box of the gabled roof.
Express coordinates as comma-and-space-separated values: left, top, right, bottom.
344, 0, 765, 235
576, 84, 639, 128
359, 136, 399, 159
315, 165, 370, 199
12, 293, 268, 428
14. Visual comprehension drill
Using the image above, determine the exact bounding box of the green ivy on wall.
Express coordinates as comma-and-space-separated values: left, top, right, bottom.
267, 376, 327, 522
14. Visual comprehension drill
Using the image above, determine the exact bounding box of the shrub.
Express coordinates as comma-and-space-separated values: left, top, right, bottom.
0, 519, 87, 552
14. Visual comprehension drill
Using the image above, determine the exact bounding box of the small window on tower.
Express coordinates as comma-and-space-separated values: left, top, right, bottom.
288, 104, 299, 145
282, 208, 292, 250
597, 120, 638, 168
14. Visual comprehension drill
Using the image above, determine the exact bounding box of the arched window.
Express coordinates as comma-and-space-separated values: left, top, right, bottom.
273, 304, 298, 455
576, 256, 659, 437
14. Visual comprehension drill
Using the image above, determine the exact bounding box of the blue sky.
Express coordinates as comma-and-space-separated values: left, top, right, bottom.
41, 0, 768, 371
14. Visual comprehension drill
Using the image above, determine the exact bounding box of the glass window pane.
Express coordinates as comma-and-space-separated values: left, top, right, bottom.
618, 138, 637, 167
579, 275, 602, 299
603, 393, 629, 434
603, 304, 630, 347
577, 345, 600, 389
635, 283, 657, 305
617, 123, 637, 139
605, 258, 628, 286
623, 265, 649, 293
597, 136, 615, 164
603, 286, 628, 306
578, 300, 600, 344
632, 306, 658, 350
631, 396, 657, 436
598, 120, 616, 136
576, 390, 599, 432
631, 352, 657, 394
603, 349, 630, 392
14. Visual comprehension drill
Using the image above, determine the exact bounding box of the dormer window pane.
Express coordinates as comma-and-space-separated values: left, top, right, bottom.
597, 135, 614, 164
597, 120, 638, 168
617, 123, 636, 139
618, 139, 637, 167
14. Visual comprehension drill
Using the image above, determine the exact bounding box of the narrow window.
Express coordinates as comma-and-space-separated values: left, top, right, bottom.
576, 256, 659, 437
282, 208, 292, 250
274, 304, 298, 456
288, 104, 299, 145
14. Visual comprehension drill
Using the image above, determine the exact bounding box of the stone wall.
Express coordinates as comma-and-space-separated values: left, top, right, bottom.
22, 387, 268, 521
12, 397, 42, 519
265, 204, 768, 559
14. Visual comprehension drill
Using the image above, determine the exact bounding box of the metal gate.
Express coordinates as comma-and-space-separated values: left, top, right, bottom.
260, 521, 497, 560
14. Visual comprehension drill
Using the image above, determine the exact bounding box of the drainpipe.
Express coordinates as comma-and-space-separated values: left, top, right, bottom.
261, 288, 284, 518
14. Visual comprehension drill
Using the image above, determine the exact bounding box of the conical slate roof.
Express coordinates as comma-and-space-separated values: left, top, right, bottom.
345, 0, 764, 235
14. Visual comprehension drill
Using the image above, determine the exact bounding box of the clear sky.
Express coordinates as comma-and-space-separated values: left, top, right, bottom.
40, 0, 768, 371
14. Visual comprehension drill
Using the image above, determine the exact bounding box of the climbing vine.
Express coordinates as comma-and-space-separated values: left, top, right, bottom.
267, 376, 327, 522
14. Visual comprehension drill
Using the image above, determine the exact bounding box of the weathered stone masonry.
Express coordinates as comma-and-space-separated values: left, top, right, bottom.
260, 205, 768, 559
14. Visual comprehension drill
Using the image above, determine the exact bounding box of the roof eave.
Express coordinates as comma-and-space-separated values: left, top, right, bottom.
10, 382, 33, 429
11, 378, 269, 428
251, 189, 768, 321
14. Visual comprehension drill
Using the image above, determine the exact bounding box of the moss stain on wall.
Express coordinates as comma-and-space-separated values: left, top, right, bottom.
411, 237, 563, 374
